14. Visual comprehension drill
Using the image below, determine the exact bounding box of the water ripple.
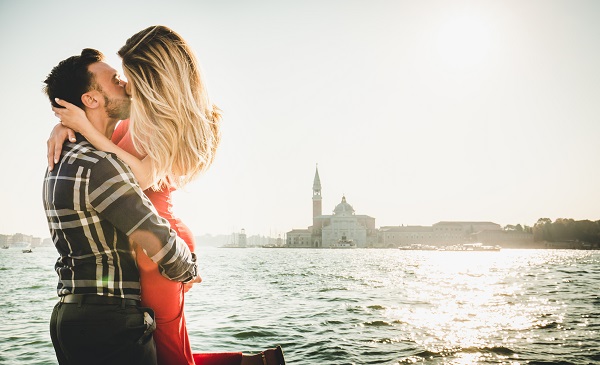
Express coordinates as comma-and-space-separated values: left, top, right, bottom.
2, 247, 600, 364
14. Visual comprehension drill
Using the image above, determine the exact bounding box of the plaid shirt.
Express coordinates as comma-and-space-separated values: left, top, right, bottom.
43, 135, 197, 300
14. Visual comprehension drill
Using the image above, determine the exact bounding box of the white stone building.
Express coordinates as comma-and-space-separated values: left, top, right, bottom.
286, 167, 377, 248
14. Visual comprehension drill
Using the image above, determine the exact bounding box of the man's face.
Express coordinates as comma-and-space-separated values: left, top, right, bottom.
88, 62, 131, 120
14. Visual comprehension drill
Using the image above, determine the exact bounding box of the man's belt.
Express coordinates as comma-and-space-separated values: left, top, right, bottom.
60, 294, 140, 306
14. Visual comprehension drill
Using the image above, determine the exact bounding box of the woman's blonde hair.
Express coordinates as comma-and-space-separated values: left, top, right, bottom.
118, 25, 221, 189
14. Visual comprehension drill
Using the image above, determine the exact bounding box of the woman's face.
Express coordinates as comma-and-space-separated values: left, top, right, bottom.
125, 81, 132, 97
122, 65, 133, 97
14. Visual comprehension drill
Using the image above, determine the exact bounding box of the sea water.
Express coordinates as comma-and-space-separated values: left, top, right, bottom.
1, 246, 598, 364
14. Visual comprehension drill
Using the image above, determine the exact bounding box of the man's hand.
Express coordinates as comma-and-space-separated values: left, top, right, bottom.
47, 123, 76, 171
183, 273, 202, 293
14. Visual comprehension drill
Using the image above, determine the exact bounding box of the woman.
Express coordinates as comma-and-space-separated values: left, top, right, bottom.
49, 26, 284, 365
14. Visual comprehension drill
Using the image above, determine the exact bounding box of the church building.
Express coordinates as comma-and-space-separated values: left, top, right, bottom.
286, 166, 377, 248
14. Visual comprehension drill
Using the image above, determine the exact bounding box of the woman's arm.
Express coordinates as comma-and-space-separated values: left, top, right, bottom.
53, 98, 155, 189
47, 123, 76, 171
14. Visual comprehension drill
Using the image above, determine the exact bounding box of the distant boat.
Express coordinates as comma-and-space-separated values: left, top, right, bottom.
22, 248, 33, 253
399, 243, 501, 251
331, 236, 356, 249
399, 244, 437, 251
220, 243, 246, 248
445, 243, 501, 252
2, 245, 8, 249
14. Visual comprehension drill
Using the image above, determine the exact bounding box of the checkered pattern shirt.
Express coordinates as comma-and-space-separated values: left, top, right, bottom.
43, 135, 197, 300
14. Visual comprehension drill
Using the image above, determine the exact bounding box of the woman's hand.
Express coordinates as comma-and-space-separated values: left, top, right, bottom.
53, 97, 155, 189
47, 123, 76, 171
52, 98, 94, 134
183, 273, 202, 293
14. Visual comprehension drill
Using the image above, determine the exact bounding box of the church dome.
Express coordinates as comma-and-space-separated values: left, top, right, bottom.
333, 196, 355, 215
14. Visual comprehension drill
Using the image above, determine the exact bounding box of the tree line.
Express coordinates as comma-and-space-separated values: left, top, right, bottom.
532, 218, 600, 243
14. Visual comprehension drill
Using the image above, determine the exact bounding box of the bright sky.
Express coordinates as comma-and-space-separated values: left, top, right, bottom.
1, 0, 599, 239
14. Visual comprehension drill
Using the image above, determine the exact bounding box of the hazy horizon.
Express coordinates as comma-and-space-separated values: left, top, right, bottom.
1, 0, 599, 239
3, 214, 592, 242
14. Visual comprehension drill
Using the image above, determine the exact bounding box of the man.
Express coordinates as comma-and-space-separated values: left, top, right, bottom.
42, 48, 201, 365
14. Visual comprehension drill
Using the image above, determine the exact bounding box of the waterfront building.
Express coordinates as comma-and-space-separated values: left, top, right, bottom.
238, 228, 247, 248
285, 229, 311, 247
377, 221, 536, 248
434, 221, 502, 244
377, 225, 434, 248
472, 229, 535, 248
0, 233, 43, 248
286, 166, 377, 248
377, 222, 502, 248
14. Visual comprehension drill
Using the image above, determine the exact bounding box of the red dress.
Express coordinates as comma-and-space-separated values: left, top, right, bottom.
112, 120, 241, 365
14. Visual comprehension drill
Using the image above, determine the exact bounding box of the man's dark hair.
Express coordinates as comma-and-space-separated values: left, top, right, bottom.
43, 48, 104, 109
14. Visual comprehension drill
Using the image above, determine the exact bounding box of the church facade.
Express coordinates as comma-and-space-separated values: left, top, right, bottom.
286, 167, 377, 248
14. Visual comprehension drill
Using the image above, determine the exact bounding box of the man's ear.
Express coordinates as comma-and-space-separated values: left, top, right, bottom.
81, 91, 100, 109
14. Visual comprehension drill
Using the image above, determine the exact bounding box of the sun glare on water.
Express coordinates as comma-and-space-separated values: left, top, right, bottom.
379, 251, 560, 362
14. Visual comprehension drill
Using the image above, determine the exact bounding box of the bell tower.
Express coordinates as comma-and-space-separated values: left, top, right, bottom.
312, 164, 322, 221
312, 164, 323, 246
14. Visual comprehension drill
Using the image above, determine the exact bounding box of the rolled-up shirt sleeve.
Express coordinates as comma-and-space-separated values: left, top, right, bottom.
88, 154, 197, 282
